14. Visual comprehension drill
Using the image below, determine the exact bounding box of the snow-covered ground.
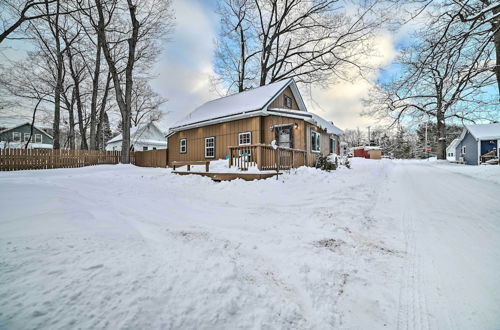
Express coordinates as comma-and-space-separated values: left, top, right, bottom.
0, 159, 499, 329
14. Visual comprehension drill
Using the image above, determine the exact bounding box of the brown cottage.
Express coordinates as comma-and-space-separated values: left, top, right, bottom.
167, 79, 343, 170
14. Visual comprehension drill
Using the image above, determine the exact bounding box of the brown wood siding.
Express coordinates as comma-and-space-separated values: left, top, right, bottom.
167, 114, 335, 167
168, 117, 261, 165
267, 87, 300, 110
263, 115, 305, 150
305, 122, 332, 166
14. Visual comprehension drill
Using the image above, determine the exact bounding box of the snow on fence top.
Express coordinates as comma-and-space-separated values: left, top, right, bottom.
466, 123, 500, 140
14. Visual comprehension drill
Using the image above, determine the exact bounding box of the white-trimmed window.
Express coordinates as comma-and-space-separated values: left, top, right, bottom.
284, 95, 292, 108
311, 131, 320, 152
180, 138, 187, 153
12, 132, 21, 142
238, 132, 251, 145
24, 133, 30, 142
462, 146, 466, 154
34, 134, 42, 143
143, 146, 148, 151
205, 137, 215, 158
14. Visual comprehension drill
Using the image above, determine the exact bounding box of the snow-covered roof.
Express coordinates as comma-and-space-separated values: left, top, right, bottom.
465, 123, 500, 140
0, 120, 53, 138
352, 146, 381, 150
266, 108, 343, 135
446, 138, 460, 151
108, 122, 166, 145
308, 113, 344, 135
170, 79, 343, 135
171, 79, 306, 129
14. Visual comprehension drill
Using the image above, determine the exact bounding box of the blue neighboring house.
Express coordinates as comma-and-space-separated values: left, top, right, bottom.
452, 123, 500, 165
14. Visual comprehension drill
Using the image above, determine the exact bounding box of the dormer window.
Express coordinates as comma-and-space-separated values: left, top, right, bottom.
284, 95, 292, 108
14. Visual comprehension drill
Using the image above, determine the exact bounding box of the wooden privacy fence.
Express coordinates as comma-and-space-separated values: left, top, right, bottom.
134, 149, 168, 168
0, 149, 122, 171
229, 144, 306, 171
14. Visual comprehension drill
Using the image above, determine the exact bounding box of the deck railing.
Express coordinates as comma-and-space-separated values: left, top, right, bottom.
228, 144, 306, 171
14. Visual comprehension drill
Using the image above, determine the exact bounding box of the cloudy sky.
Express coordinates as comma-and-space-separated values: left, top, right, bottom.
150, 0, 398, 132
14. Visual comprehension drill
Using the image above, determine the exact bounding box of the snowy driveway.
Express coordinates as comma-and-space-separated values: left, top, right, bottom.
0, 160, 499, 329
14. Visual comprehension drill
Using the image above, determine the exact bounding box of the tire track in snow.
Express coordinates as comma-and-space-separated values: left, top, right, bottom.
395, 165, 432, 330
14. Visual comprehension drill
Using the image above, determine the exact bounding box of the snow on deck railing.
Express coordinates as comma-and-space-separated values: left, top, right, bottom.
228, 144, 306, 171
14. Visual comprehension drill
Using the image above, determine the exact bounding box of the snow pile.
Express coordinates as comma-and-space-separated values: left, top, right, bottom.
0, 159, 499, 329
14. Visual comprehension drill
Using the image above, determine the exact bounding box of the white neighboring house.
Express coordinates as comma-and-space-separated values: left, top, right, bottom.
446, 138, 460, 162
106, 122, 167, 151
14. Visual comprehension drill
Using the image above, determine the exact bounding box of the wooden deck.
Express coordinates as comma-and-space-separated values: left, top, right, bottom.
172, 171, 279, 181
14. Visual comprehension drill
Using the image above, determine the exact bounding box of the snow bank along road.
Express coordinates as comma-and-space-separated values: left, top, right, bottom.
0, 160, 499, 329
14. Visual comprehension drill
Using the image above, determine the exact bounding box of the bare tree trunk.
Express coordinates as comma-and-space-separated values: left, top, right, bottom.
89, 39, 102, 150
95, 0, 139, 163
436, 109, 446, 160
96, 72, 111, 150
492, 7, 500, 98
65, 44, 88, 149
63, 88, 76, 149
47, 0, 62, 149
25, 99, 43, 149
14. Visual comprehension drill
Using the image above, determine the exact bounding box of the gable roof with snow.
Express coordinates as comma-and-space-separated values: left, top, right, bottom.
0, 121, 53, 138
170, 78, 342, 135
107, 122, 166, 146
446, 138, 460, 152
465, 123, 500, 140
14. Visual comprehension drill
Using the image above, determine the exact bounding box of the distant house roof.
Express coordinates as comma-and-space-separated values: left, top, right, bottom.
446, 138, 460, 152
465, 123, 500, 140
0, 121, 53, 139
107, 122, 167, 146
170, 78, 343, 135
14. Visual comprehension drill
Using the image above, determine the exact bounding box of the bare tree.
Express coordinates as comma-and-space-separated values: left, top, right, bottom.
367, 14, 498, 159
0, 0, 55, 43
130, 79, 165, 127
215, 0, 389, 92
214, 0, 258, 93
94, 0, 173, 163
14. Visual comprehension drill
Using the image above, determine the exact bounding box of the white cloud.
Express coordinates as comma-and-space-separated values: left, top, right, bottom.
307, 32, 397, 131
151, 0, 218, 129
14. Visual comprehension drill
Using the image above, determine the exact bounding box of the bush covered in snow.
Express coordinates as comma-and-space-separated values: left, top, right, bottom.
315, 155, 337, 171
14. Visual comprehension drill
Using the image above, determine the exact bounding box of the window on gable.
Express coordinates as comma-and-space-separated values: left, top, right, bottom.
24, 133, 30, 142
34, 134, 42, 143
311, 131, 320, 152
12, 132, 21, 142
238, 132, 251, 145
180, 138, 187, 153
284, 95, 292, 108
462, 146, 466, 154
205, 137, 215, 158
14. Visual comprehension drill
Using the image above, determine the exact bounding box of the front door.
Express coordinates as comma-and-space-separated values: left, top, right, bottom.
275, 126, 292, 148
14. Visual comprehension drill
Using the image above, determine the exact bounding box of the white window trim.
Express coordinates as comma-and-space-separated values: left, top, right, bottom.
34, 134, 42, 143
238, 132, 251, 146
12, 132, 21, 142
462, 146, 466, 154
311, 131, 320, 153
24, 133, 31, 142
205, 137, 215, 158
180, 138, 187, 153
